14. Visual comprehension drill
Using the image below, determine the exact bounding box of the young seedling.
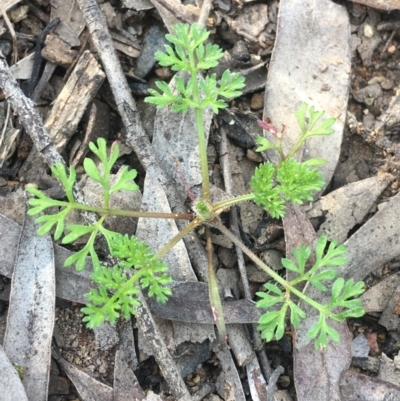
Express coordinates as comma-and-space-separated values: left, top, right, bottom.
27, 22, 365, 350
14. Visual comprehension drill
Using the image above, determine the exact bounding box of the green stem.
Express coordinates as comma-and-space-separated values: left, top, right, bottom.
275, 137, 285, 161
153, 217, 203, 260
106, 208, 193, 220
205, 227, 227, 343
211, 193, 255, 212
212, 218, 336, 320
103, 167, 111, 209
188, 49, 210, 202
61, 202, 194, 220
100, 269, 147, 311
284, 133, 309, 161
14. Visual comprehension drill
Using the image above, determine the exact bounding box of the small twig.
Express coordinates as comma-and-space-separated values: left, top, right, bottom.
136, 292, 193, 401
22, 0, 49, 24
0, 51, 97, 226
197, 0, 213, 28
23, 18, 60, 98
219, 130, 273, 380
0, 102, 11, 151
0, 6, 18, 65
31, 62, 57, 102
151, 0, 198, 24
219, 130, 251, 298
266, 365, 284, 401
0, 52, 63, 166
380, 30, 396, 58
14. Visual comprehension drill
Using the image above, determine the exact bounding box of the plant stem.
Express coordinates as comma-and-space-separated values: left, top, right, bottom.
103, 168, 111, 209
212, 218, 337, 320
107, 208, 194, 220
66, 202, 194, 220
284, 133, 309, 161
188, 48, 211, 202
205, 227, 227, 343
211, 193, 255, 212
100, 269, 147, 310
153, 217, 203, 260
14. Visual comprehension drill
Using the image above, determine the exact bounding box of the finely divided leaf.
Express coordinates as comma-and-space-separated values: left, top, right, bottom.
110, 167, 139, 193
307, 106, 325, 131
251, 162, 286, 218
277, 158, 324, 204
292, 244, 311, 275
62, 224, 97, 244
34, 209, 68, 240
84, 158, 103, 184
256, 136, 276, 152
257, 306, 287, 342
51, 162, 76, 202
197, 43, 224, 70
294, 102, 307, 134
281, 258, 300, 273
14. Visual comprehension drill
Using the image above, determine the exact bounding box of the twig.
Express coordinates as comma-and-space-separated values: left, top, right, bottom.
380, 30, 396, 58
219, 130, 273, 380
0, 102, 11, 152
22, 0, 49, 24
198, 0, 213, 28
0, 52, 63, 166
0, 51, 97, 225
136, 292, 192, 401
219, 131, 251, 298
31, 62, 57, 102
0, 6, 18, 65
266, 365, 284, 401
151, 0, 198, 24
23, 18, 60, 98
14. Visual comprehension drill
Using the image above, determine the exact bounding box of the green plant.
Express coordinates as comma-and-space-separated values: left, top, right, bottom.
26, 22, 365, 349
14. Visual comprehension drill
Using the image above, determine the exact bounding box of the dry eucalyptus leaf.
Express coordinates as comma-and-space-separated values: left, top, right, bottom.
113, 350, 145, 401
308, 173, 393, 243
349, 0, 400, 11
343, 190, 400, 282
340, 370, 400, 400
0, 345, 29, 401
146, 281, 262, 324
4, 208, 55, 401
58, 356, 113, 401
283, 206, 352, 401
263, 0, 351, 195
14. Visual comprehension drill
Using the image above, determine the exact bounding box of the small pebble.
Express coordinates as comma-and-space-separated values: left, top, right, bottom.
368, 76, 385, 85
381, 78, 394, 90
352, 333, 369, 358
0, 177, 6, 187
394, 353, 400, 369
250, 93, 264, 110
363, 24, 374, 38
155, 67, 173, 80
388, 45, 396, 54
250, 54, 262, 65
247, 149, 263, 162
